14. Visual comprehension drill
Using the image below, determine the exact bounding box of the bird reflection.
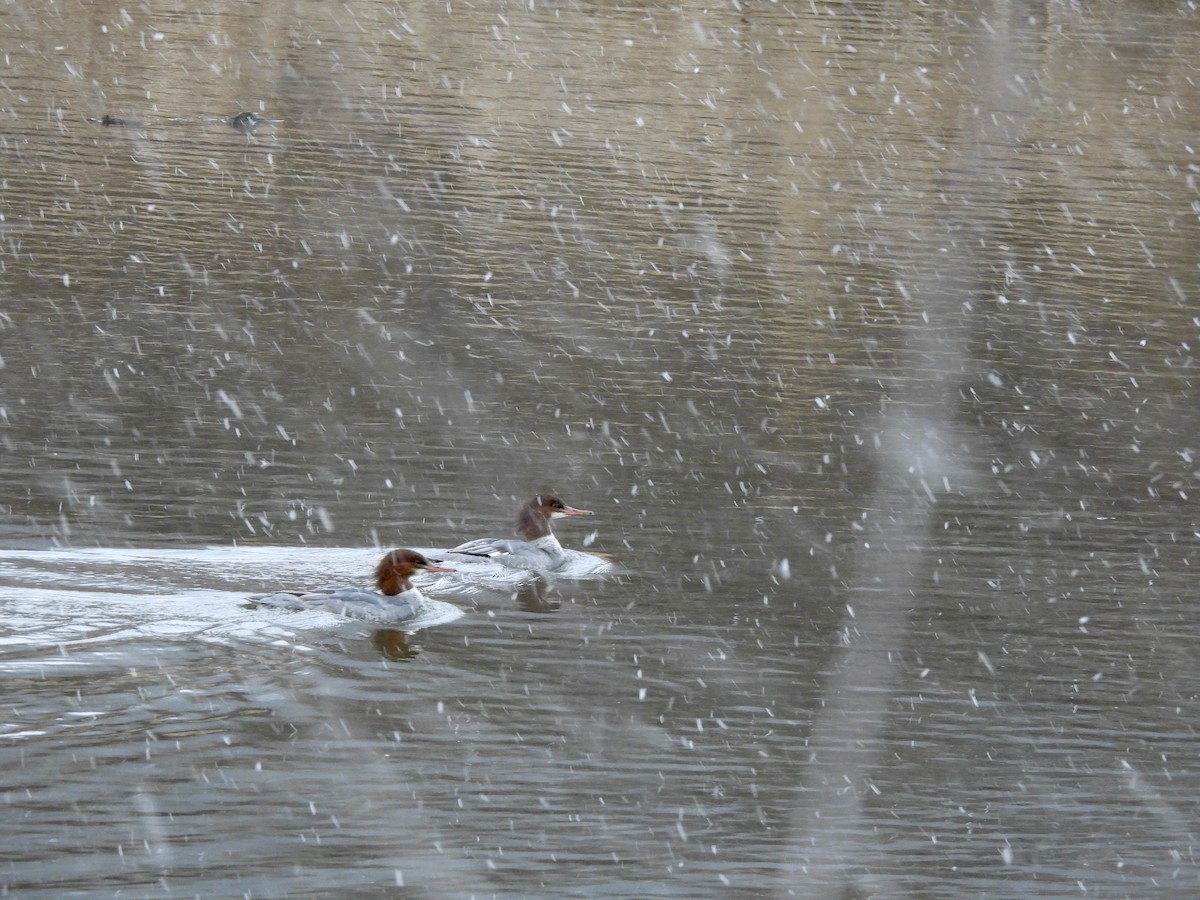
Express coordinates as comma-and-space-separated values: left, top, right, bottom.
514, 579, 560, 614
370, 628, 421, 660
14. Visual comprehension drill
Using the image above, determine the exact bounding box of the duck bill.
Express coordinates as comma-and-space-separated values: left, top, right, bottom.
423, 563, 456, 574
558, 505, 593, 517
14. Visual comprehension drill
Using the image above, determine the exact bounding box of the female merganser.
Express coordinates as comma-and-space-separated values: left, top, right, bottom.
444, 493, 593, 573
249, 549, 453, 624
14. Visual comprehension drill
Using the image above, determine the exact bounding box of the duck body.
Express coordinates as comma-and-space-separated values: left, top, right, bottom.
442, 494, 592, 577
447, 533, 570, 570
249, 549, 452, 624
250, 584, 427, 624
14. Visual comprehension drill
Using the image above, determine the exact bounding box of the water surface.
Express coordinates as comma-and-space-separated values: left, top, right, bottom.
2, 1, 1199, 896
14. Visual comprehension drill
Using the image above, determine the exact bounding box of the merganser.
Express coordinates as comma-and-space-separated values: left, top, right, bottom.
227, 112, 272, 132
444, 493, 593, 572
249, 549, 453, 624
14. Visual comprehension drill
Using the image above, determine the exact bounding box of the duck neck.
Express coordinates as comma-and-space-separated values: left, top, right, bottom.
516, 504, 552, 540
376, 572, 412, 596
374, 554, 415, 596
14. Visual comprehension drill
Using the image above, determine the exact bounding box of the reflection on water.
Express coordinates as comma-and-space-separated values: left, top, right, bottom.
2, 0, 1200, 895
370, 628, 417, 660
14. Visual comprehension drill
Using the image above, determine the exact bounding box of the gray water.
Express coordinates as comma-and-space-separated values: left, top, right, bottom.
2, 1, 1199, 896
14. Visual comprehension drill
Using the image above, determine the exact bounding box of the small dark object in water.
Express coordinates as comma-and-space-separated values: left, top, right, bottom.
228, 112, 265, 133
100, 114, 143, 127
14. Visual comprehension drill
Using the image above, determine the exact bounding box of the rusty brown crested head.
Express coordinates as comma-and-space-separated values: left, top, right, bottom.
374, 549, 454, 595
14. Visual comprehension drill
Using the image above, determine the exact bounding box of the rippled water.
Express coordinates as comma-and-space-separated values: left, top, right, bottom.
2, 0, 1200, 896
